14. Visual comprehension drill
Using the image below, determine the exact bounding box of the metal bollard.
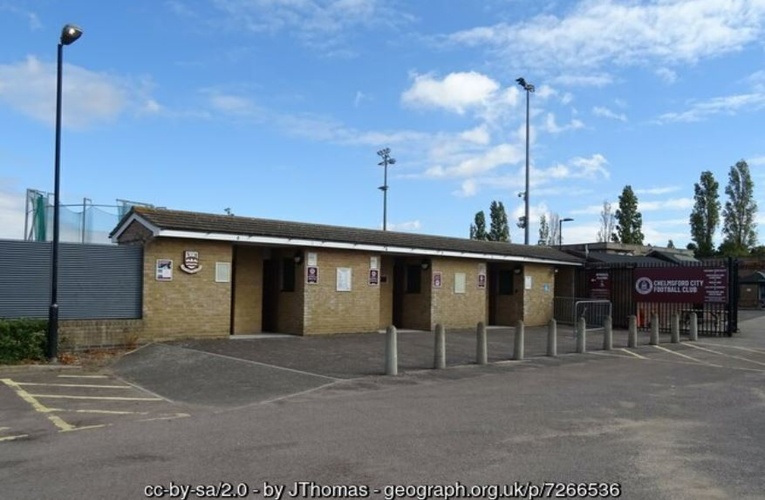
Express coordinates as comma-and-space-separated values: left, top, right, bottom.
671, 313, 680, 344
513, 320, 524, 360
603, 315, 613, 351
434, 323, 446, 369
628, 315, 637, 348
689, 312, 698, 341
476, 322, 488, 365
385, 325, 398, 376
650, 313, 659, 345
547, 318, 557, 357
576, 316, 586, 353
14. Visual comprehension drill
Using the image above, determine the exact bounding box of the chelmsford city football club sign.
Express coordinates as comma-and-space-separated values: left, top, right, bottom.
180, 250, 203, 274
633, 267, 727, 303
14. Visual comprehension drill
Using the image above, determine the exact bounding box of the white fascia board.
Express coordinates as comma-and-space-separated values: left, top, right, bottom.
158, 229, 582, 267
110, 214, 161, 243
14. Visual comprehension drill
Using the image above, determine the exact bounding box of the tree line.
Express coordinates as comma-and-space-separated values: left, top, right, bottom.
469, 160, 760, 257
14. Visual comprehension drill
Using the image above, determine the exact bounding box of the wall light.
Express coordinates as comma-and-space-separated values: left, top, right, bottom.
421, 258, 431, 270
293, 251, 304, 265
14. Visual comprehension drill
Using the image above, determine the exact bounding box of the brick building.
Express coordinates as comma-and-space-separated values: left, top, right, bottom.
111, 207, 582, 341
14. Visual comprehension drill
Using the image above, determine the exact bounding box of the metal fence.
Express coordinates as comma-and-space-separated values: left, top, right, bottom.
0, 240, 143, 320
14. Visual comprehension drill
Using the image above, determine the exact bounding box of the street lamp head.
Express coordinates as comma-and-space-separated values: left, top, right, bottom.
60, 24, 83, 45
377, 148, 390, 157
516, 77, 535, 92
562, 218, 574, 222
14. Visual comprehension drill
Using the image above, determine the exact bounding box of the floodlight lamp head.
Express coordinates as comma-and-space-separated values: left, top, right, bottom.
377, 148, 390, 157
516, 77, 526, 87
60, 24, 83, 45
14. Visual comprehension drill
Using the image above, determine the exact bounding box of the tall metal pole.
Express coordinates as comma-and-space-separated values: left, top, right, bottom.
377, 148, 395, 231
47, 42, 64, 360
524, 87, 530, 245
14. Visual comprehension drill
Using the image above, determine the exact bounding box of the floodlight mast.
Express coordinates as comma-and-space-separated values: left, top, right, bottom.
377, 148, 396, 231
516, 77, 535, 245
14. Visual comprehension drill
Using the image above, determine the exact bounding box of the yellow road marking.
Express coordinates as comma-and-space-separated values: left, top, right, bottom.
685, 343, 765, 367
57, 375, 108, 379
1, 379, 75, 432
60, 424, 107, 433
16, 382, 132, 389
66, 409, 148, 415
28, 394, 162, 401
653, 345, 722, 367
0, 434, 29, 442
619, 348, 646, 359
139, 413, 190, 422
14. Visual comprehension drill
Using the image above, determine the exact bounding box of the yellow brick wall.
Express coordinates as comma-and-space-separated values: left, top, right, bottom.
522, 264, 556, 326
431, 258, 487, 329
399, 258, 432, 331
143, 238, 232, 340
303, 250, 380, 334
232, 245, 263, 334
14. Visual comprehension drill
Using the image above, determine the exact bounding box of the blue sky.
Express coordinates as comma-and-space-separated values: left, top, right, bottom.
1, 0, 764, 247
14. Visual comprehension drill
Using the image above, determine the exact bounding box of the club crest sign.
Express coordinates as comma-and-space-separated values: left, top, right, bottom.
180, 250, 202, 274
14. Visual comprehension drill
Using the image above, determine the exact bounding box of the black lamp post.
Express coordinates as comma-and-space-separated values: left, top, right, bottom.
516, 77, 535, 245
559, 217, 574, 249
47, 23, 83, 361
377, 148, 396, 231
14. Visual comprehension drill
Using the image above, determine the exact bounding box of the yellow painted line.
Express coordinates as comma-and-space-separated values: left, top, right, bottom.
139, 413, 190, 422
60, 424, 107, 433
620, 348, 647, 359
57, 375, 109, 379
685, 343, 765, 367
28, 394, 162, 401
0, 434, 29, 442
1, 379, 75, 432
0, 427, 8, 431
57, 409, 149, 415
653, 345, 722, 367
16, 382, 132, 389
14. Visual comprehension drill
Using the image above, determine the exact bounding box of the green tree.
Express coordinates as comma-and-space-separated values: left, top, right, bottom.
538, 214, 550, 245
667, 239, 675, 249
689, 170, 720, 257
488, 201, 510, 242
612, 185, 644, 244
469, 211, 488, 240
721, 160, 758, 255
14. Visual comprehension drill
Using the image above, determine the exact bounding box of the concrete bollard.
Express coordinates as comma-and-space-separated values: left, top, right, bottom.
476, 322, 488, 365
513, 320, 525, 360
650, 313, 659, 345
576, 316, 586, 353
628, 315, 637, 348
385, 325, 398, 376
671, 313, 680, 344
434, 323, 446, 369
547, 318, 557, 357
603, 315, 613, 351
689, 312, 698, 342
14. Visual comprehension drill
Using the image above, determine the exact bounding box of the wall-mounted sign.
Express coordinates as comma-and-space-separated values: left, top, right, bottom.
370, 256, 379, 270
337, 268, 352, 291
307, 252, 318, 266
433, 271, 442, 289
369, 269, 379, 285
156, 259, 173, 281
588, 270, 610, 300
307, 266, 319, 284
524, 276, 532, 290
478, 274, 486, 288
180, 250, 202, 274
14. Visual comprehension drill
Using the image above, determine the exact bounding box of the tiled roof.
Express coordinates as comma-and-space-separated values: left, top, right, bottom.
117, 207, 582, 264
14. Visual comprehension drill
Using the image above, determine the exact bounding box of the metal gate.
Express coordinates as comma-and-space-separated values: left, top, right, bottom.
570, 258, 738, 337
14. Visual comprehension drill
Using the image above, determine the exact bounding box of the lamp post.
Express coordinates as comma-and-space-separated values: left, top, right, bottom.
377, 148, 396, 231
516, 77, 535, 245
47, 23, 83, 361
559, 217, 574, 249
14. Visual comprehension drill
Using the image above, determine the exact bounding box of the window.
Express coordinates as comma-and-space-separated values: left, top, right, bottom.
454, 273, 466, 294
281, 258, 296, 292
406, 265, 421, 293
498, 270, 514, 295
215, 262, 231, 283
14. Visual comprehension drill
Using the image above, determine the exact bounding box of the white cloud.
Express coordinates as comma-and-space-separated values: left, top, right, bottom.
387, 220, 422, 232
553, 74, 614, 87
425, 143, 522, 180
592, 106, 627, 122
639, 197, 694, 211
203, 89, 261, 117
446, 1, 765, 75
0, 184, 25, 240
401, 71, 502, 115
354, 90, 367, 108
635, 186, 681, 195
459, 125, 490, 145
453, 179, 479, 198
655, 67, 678, 84
0, 56, 158, 129
0, 4, 41, 30
747, 156, 765, 166
542, 113, 585, 133
658, 92, 765, 123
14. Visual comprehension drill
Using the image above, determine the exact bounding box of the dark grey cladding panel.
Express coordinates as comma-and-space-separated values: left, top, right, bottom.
0, 240, 142, 320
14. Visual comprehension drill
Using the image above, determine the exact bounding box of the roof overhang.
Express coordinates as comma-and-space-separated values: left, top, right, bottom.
112, 215, 581, 267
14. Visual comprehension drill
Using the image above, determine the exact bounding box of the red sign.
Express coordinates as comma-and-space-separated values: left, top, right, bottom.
633, 267, 727, 303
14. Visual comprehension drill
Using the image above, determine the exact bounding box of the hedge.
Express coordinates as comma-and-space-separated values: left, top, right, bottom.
0, 319, 47, 364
